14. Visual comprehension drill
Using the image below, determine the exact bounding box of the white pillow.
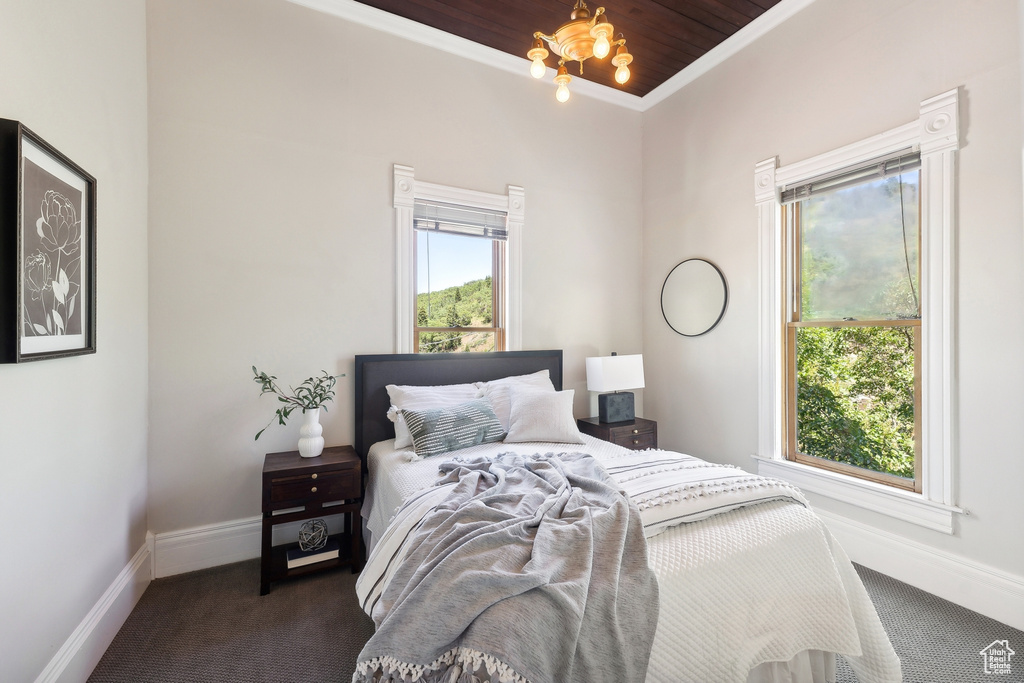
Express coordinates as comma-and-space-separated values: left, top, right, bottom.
386, 382, 478, 448
476, 370, 555, 430
474, 369, 554, 392
504, 388, 584, 444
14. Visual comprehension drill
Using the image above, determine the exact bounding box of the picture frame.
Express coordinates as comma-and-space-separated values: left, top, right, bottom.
0, 119, 96, 362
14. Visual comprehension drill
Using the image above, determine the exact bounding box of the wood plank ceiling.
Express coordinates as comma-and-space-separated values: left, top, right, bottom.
352, 0, 783, 98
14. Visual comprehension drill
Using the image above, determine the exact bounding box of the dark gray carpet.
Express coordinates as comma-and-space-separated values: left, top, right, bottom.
836, 565, 1023, 683
89, 560, 1022, 682
88, 559, 375, 683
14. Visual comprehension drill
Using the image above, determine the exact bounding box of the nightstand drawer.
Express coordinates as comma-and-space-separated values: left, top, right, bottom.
269, 469, 359, 508
610, 431, 657, 450
577, 416, 658, 451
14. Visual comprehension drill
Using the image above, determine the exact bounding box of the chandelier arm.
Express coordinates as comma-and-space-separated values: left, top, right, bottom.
535, 31, 560, 53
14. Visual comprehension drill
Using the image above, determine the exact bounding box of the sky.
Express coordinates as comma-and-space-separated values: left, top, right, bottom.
416, 231, 492, 293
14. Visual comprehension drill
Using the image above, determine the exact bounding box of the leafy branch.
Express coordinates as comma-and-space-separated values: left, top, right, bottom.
252, 366, 343, 440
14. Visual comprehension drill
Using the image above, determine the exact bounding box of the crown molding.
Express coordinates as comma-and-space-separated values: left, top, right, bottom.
284, 0, 644, 111
640, 0, 818, 109
286, 0, 817, 113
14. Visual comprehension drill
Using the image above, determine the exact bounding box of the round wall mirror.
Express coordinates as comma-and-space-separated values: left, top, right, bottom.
661, 258, 728, 337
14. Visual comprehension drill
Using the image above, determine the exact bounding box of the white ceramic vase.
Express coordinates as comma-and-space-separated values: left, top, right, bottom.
297, 407, 324, 458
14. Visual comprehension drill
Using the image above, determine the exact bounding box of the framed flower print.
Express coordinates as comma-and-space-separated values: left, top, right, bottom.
0, 119, 96, 362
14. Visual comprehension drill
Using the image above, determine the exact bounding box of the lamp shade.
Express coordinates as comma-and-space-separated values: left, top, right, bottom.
586, 354, 645, 393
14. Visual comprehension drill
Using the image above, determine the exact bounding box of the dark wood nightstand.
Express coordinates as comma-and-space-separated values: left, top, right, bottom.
260, 445, 362, 595
577, 416, 658, 450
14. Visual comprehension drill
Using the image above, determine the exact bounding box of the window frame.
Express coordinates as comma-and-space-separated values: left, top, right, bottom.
393, 165, 523, 354
753, 89, 963, 533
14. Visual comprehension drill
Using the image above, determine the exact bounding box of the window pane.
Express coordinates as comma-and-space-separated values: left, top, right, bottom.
416, 231, 495, 354
800, 171, 920, 320
417, 330, 495, 354
795, 325, 915, 479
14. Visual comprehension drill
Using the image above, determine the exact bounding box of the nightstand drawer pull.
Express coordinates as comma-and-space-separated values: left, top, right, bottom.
633, 439, 639, 445
311, 486, 318, 493
632, 429, 639, 434
311, 473, 317, 480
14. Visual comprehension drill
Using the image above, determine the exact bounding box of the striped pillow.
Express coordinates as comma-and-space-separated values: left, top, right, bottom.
402, 400, 506, 458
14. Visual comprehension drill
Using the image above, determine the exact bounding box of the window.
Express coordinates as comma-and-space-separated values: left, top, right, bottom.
414, 200, 505, 353
393, 165, 523, 354
753, 89, 962, 532
782, 152, 921, 491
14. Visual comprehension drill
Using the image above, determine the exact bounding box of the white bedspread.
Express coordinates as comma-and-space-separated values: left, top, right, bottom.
361, 437, 902, 683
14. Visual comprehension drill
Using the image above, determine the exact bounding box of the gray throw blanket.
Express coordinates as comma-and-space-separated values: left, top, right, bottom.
352, 452, 659, 683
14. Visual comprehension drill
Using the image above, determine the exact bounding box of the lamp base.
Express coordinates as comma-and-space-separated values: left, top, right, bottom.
598, 392, 635, 423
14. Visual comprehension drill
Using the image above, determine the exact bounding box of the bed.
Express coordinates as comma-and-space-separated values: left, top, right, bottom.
351, 350, 901, 683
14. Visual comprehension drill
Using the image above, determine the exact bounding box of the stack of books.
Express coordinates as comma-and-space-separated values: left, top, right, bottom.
286, 538, 339, 569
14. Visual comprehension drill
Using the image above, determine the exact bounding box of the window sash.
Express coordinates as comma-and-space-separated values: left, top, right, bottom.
782, 203, 922, 492
413, 235, 505, 353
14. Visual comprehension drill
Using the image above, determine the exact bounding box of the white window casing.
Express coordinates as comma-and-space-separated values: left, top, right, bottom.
753, 88, 964, 533
393, 164, 523, 354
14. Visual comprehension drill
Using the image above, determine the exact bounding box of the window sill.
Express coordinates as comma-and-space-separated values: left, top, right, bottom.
752, 455, 962, 534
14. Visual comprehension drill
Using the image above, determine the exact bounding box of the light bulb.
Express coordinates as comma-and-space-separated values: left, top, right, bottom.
611, 44, 633, 86
553, 63, 571, 103
530, 57, 546, 79
593, 34, 610, 59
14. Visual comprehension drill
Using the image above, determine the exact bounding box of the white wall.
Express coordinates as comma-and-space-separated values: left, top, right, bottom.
0, 1, 150, 681
642, 0, 1023, 582
145, 0, 643, 536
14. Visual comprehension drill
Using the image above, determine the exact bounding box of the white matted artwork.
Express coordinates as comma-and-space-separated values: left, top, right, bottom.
0, 119, 96, 362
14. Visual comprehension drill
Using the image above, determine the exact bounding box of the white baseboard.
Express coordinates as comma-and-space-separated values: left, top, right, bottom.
34, 534, 153, 683
817, 509, 1024, 632
153, 516, 262, 578
153, 513, 350, 578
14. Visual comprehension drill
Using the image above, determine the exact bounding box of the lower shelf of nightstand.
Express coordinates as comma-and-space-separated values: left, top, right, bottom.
265, 531, 358, 585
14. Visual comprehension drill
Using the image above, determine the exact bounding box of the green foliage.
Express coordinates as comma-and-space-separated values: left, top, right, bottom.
252, 367, 343, 440
795, 327, 915, 479
417, 276, 494, 353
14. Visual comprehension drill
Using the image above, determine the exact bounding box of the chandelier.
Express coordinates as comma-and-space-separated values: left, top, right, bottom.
527, 0, 633, 102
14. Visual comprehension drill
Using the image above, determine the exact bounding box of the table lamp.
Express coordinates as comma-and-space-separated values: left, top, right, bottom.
586, 353, 645, 423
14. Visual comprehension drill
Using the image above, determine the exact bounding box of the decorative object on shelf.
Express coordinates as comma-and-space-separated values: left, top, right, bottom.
298, 518, 329, 552
0, 119, 97, 363
586, 352, 645, 423
527, 0, 633, 102
661, 258, 729, 337
252, 366, 344, 457
298, 407, 324, 458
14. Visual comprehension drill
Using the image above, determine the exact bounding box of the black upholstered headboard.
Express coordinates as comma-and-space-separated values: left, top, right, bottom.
353, 350, 563, 464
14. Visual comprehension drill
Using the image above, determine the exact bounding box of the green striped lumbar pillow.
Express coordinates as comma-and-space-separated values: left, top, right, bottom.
402, 399, 506, 458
